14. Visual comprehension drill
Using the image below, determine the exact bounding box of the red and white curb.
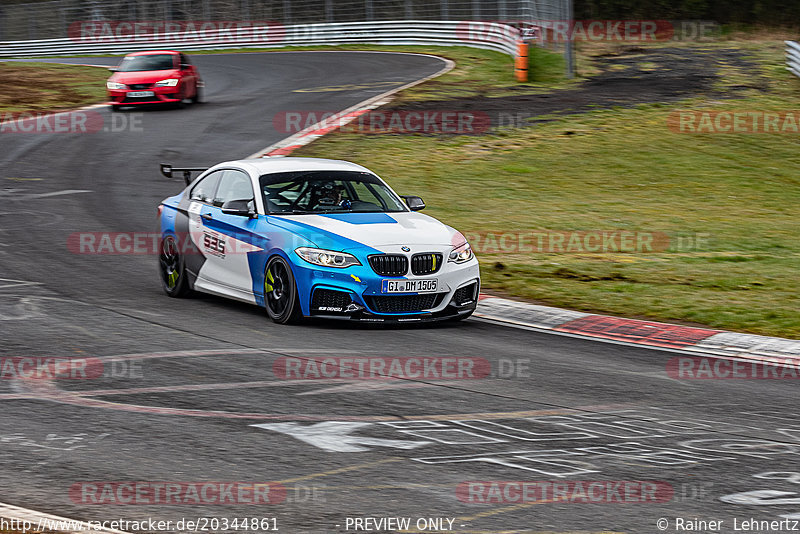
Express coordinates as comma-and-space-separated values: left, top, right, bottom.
0, 502, 129, 534
475, 294, 800, 366
247, 52, 455, 159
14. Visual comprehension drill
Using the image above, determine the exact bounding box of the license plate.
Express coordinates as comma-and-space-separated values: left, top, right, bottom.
381, 279, 438, 293
128, 91, 154, 97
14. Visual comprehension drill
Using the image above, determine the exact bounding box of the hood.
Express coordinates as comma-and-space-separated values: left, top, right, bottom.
267, 211, 460, 252
110, 69, 181, 84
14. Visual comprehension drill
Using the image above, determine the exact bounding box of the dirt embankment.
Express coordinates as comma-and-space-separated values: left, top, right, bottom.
391, 47, 768, 128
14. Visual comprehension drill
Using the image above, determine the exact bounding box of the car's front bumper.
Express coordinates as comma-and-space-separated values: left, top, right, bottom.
290, 252, 480, 322
108, 86, 183, 106
311, 302, 477, 323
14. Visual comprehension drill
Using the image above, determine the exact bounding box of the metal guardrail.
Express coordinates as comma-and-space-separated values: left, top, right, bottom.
787, 41, 800, 79
0, 20, 521, 59
0, 0, 547, 41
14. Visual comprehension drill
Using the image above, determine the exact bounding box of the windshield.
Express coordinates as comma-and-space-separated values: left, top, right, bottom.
260, 171, 408, 214
118, 54, 175, 72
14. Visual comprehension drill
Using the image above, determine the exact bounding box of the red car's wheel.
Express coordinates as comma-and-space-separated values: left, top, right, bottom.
191, 82, 202, 104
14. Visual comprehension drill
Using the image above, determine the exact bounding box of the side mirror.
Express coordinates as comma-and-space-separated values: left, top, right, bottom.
221, 199, 256, 218
181, 63, 190, 70
401, 195, 425, 211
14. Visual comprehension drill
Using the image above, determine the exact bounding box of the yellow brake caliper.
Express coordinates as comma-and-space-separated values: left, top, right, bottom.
265, 268, 274, 293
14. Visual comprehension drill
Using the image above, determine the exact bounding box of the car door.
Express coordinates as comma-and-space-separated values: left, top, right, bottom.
183, 169, 223, 281
199, 169, 263, 301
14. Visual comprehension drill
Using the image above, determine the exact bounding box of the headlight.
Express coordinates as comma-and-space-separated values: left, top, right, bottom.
295, 247, 361, 268
154, 78, 179, 87
449, 242, 474, 263
106, 81, 125, 90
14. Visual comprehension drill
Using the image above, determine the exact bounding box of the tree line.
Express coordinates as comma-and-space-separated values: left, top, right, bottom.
574, 0, 800, 26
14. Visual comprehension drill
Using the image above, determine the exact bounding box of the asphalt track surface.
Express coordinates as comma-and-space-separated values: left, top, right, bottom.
1, 52, 799, 534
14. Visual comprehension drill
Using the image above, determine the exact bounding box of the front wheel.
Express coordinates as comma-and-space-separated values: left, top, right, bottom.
159, 235, 191, 297
191, 82, 203, 104
264, 256, 302, 324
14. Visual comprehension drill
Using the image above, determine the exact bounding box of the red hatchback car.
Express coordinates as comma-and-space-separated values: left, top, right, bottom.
107, 50, 202, 110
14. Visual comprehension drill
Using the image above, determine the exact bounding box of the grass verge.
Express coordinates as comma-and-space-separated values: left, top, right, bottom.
292, 39, 800, 338
0, 62, 108, 113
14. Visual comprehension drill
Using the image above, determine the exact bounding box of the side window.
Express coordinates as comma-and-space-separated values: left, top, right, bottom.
189, 170, 223, 203
213, 170, 254, 208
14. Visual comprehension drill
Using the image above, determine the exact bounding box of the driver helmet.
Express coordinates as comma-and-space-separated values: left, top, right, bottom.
310, 181, 343, 207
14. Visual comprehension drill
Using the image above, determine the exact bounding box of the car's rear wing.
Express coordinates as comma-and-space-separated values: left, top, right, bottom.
160, 163, 208, 185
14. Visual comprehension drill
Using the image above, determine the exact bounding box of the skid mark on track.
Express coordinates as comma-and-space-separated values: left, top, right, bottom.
0, 296, 43, 320
0, 279, 43, 291
0, 188, 92, 200
275, 457, 404, 484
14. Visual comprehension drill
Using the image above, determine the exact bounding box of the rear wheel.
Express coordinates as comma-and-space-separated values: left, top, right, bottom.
264, 256, 302, 324
159, 236, 191, 297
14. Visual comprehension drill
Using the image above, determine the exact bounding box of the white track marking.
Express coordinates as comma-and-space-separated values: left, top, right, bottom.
0, 279, 43, 291
0, 502, 130, 534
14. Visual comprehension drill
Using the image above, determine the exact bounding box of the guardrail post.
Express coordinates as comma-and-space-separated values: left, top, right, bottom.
472, 0, 481, 20
366, 0, 374, 21
515, 41, 528, 82
283, 0, 291, 25
565, 0, 575, 78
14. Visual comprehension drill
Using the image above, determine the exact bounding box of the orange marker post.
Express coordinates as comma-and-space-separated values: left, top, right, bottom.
515, 41, 528, 82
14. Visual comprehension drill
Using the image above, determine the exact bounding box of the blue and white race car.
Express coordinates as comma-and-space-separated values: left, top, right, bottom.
157, 157, 480, 324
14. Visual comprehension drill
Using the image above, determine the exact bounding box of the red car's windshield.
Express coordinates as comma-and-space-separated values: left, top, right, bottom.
118, 54, 175, 72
